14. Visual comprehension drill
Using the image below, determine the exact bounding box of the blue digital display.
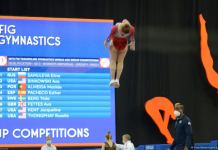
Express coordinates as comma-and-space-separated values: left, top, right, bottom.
0, 16, 115, 147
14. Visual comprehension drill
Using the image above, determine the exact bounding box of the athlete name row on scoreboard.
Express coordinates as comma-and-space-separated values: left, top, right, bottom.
0, 72, 110, 78
0, 112, 111, 118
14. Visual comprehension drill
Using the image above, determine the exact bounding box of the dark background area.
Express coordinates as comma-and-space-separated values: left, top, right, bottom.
1, 0, 218, 149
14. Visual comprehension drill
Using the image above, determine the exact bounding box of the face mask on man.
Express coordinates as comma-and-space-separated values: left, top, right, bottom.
46, 140, 52, 145
174, 110, 181, 117
122, 139, 126, 144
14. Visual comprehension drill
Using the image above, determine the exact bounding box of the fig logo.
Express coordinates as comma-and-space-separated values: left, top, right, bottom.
145, 97, 175, 144
0, 56, 7, 66
100, 58, 110, 68
199, 14, 218, 89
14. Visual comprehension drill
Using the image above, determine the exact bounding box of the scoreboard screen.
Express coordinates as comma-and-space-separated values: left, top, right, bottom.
0, 16, 115, 147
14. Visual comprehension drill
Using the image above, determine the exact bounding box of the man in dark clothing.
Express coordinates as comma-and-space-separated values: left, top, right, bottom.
168, 103, 193, 150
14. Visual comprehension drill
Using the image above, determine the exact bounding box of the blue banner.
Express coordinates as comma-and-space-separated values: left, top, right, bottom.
0, 16, 115, 146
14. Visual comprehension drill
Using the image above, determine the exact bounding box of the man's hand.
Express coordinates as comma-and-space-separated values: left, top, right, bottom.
104, 40, 109, 49
129, 41, 135, 51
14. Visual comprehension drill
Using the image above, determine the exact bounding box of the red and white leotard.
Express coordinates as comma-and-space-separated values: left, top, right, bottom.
107, 24, 135, 51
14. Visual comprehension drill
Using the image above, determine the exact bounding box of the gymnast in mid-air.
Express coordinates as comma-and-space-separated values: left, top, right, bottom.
104, 19, 135, 88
